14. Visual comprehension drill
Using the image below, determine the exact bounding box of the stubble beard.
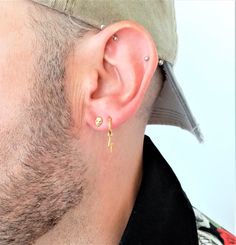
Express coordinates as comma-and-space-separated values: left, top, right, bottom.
0, 50, 85, 245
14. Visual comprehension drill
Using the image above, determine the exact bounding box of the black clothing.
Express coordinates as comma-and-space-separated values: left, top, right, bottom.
120, 135, 198, 245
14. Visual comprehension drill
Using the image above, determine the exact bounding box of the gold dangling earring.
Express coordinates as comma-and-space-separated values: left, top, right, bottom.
107, 117, 114, 153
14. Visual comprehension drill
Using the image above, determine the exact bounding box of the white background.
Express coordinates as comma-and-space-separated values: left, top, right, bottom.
146, 0, 235, 234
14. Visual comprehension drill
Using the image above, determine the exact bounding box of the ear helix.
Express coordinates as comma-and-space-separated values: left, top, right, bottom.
100, 24, 150, 63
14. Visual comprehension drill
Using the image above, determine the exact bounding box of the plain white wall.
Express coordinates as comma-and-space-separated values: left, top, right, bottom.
145, 0, 235, 234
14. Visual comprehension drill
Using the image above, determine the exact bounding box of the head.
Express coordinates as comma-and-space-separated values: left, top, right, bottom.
0, 0, 163, 244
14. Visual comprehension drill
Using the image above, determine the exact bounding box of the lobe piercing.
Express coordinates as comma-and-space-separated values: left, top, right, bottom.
144, 56, 150, 61
107, 117, 114, 153
95, 116, 103, 127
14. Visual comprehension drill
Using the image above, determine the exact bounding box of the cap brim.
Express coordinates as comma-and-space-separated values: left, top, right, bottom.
148, 61, 203, 143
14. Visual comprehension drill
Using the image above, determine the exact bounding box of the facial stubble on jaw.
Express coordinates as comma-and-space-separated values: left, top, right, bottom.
0, 51, 86, 245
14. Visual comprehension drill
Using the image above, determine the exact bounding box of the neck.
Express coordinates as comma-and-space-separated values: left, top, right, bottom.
34, 126, 145, 245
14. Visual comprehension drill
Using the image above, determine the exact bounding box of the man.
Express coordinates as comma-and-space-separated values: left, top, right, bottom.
0, 0, 235, 244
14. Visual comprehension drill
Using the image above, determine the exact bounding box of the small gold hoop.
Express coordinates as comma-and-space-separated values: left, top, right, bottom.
107, 117, 114, 152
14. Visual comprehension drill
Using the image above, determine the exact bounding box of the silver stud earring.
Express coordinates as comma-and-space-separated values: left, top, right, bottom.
158, 59, 164, 66
112, 35, 118, 41
144, 56, 150, 61
100, 24, 105, 30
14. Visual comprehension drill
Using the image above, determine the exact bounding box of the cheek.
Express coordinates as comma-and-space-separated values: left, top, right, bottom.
0, 32, 33, 130
0, 33, 34, 179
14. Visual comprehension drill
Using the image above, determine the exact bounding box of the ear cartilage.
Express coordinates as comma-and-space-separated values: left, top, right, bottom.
144, 56, 150, 61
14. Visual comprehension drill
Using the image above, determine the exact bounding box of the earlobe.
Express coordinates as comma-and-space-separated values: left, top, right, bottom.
85, 21, 158, 131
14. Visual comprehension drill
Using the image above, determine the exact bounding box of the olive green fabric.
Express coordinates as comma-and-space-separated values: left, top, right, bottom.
31, 0, 203, 142
32, 0, 177, 65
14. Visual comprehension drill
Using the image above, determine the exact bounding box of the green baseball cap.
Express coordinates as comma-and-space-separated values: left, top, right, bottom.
31, 0, 203, 142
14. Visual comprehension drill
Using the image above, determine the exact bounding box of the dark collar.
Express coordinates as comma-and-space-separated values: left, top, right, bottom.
120, 135, 198, 245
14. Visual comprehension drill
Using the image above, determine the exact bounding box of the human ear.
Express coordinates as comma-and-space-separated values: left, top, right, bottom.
67, 21, 158, 131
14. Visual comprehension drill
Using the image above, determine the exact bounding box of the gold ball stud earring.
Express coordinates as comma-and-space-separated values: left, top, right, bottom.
95, 116, 103, 128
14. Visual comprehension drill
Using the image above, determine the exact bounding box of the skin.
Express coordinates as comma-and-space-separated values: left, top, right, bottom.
0, 0, 161, 244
